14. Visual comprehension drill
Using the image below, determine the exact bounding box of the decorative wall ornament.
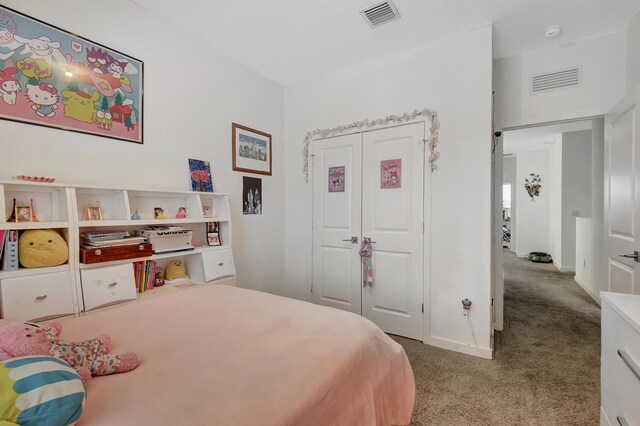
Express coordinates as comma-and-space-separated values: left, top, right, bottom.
524, 173, 542, 201
303, 108, 440, 182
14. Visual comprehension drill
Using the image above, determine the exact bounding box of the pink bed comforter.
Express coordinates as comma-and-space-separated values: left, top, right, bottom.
58, 285, 415, 425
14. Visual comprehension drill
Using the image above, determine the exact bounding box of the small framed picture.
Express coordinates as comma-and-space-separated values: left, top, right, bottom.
207, 221, 221, 246
202, 203, 214, 218
16, 205, 32, 222
232, 123, 272, 176
87, 206, 102, 221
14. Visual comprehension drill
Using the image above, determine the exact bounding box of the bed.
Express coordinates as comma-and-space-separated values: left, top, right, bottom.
55, 284, 415, 425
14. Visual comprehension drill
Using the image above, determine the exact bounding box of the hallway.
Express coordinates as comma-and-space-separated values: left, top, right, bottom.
396, 250, 601, 425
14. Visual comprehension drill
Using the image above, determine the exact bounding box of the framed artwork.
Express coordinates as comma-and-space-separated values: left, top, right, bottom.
15, 205, 32, 222
232, 123, 272, 176
207, 221, 221, 246
242, 176, 262, 215
0, 5, 143, 143
202, 203, 214, 218
87, 206, 102, 221
381, 159, 402, 189
328, 166, 345, 193
189, 158, 213, 192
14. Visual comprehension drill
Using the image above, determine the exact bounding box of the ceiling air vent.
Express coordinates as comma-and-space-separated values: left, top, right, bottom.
360, 1, 400, 28
531, 67, 581, 93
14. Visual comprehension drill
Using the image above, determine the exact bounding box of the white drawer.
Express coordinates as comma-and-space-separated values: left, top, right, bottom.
80, 264, 137, 311
602, 304, 640, 380
602, 303, 640, 426
1, 271, 74, 321
202, 249, 235, 282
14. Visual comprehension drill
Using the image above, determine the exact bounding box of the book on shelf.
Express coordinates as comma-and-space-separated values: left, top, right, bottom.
133, 260, 157, 293
82, 230, 130, 239
0, 230, 6, 265
2, 230, 19, 271
81, 236, 148, 248
81, 230, 148, 249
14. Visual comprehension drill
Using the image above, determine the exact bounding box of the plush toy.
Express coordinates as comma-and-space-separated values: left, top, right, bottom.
166, 260, 187, 281
0, 322, 139, 381
19, 229, 69, 268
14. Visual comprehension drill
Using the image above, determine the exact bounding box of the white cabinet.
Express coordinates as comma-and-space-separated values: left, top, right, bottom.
0, 180, 78, 321
80, 264, 137, 311
73, 185, 235, 309
0, 181, 235, 319
0, 271, 75, 321
201, 249, 236, 282
601, 292, 640, 426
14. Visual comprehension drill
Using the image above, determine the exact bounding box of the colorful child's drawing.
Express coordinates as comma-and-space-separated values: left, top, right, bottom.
0, 5, 143, 143
189, 159, 214, 193
381, 159, 402, 189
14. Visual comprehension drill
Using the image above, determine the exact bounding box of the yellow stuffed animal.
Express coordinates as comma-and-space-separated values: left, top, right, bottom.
165, 260, 187, 281
19, 229, 69, 268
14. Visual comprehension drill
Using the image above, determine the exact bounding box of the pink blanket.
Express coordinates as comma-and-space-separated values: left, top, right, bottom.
57, 285, 415, 425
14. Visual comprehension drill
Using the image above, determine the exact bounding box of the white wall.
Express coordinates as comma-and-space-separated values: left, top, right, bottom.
494, 32, 626, 129
626, 13, 640, 91
503, 156, 517, 251
284, 26, 494, 357
0, 0, 286, 295
560, 130, 592, 271
574, 118, 606, 304
515, 149, 550, 256
548, 140, 563, 265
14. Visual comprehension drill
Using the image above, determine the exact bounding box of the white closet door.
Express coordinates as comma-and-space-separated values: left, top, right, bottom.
361, 123, 424, 340
312, 133, 363, 314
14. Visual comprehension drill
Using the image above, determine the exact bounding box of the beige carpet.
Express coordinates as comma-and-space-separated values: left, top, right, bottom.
393, 250, 601, 425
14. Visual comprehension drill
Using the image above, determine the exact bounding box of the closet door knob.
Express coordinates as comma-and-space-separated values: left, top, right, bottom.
35, 294, 48, 301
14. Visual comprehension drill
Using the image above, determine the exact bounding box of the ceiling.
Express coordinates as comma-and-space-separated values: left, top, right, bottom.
129, 0, 640, 86
503, 120, 593, 155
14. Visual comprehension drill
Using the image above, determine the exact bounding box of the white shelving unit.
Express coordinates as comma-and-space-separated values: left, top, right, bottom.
72, 185, 234, 313
0, 180, 79, 321
0, 181, 235, 321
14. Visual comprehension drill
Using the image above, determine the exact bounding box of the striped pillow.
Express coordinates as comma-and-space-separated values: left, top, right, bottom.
0, 356, 86, 426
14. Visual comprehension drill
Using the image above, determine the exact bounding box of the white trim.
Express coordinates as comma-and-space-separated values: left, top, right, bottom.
424, 336, 493, 359
574, 276, 602, 305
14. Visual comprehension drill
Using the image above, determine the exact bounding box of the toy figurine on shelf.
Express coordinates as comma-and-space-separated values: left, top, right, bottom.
154, 207, 167, 220
131, 209, 141, 220
30, 198, 39, 222
175, 207, 188, 219
7, 198, 16, 222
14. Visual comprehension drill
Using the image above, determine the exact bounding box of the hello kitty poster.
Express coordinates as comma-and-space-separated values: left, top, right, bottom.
380, 159, 401, 189
0, 5, 143, 143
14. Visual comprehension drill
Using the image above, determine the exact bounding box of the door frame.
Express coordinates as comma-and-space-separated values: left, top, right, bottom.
310, 119, 431, 343
493, 115, 605, 335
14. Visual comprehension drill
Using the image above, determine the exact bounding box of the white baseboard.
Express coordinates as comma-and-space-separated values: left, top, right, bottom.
552, 261, 575, 273
423, 335, 492, 359
573, 276, 602, 305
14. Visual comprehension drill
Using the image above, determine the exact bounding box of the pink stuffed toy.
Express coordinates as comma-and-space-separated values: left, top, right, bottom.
0, 322, 139, 381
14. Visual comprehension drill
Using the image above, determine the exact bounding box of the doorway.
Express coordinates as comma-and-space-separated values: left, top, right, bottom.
493, 117, 605, 331
310, 122, 427, 340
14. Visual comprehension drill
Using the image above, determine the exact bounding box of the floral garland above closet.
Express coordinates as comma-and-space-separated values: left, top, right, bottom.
303, 108, 440, 182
